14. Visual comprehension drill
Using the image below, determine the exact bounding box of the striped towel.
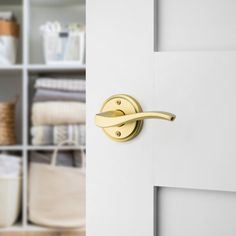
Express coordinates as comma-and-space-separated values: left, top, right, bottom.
31, 125, 86, 146
54, 125, 86, 145
31, 126, 53, 145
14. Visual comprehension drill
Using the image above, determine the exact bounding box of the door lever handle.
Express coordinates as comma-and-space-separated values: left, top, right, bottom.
95, 110, 175, 128
95, 94, 176, 142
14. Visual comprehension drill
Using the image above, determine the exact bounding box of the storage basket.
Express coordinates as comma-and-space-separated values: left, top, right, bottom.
29, 141, 85, 228
42, 31, 85, 65
0, 20, 20, 65
0, 177, 22, 228
0, 101, 17, 145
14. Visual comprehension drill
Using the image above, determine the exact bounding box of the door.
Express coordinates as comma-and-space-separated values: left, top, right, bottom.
87, 0, 236, 236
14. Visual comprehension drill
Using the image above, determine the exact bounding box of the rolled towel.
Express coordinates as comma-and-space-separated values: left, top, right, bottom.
30, 150, 83, 167
33, 89, 86, 103
31, 125, 86, 145
31, 126, 53, 145
35, 79, 86, 92
32, 102, 85, 125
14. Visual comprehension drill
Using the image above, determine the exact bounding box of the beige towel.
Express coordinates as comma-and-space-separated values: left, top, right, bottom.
32, 102, 85, 125
35, 79, 86, 92
31, 126, 53, 145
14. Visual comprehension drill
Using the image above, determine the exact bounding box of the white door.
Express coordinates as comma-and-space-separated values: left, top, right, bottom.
87, 0, 236, 236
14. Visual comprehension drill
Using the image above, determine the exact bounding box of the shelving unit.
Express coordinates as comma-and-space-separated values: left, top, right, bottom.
0, 0, 85, 233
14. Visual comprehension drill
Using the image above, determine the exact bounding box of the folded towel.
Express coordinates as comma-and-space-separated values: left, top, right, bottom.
31, 126, 53, 145
54, 125, 86, 145
32, 102, 85, 125
31, 125, 86, 145
30, 150, 84, 168
35, 79, 86, 92
33, 89, 86, 102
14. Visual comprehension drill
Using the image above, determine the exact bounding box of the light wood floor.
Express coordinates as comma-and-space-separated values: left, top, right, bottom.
0, 233, 85, 236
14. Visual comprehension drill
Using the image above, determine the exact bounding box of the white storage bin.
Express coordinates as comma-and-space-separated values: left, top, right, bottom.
43, 31, 85, 66
0, 177, 22, 228
0, 20, 19, 65
0, 36, 18, 65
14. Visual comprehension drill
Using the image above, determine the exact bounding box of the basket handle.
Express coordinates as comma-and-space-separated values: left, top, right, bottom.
80, 149, 86, 172
51, 140, 77, 166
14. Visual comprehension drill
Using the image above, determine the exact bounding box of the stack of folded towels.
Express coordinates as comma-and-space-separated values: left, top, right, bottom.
31, 78, 86, 146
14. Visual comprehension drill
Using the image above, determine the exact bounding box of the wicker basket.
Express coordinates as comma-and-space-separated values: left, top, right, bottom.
0, 102, 17, 145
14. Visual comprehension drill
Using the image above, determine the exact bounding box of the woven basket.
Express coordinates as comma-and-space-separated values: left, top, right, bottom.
0, 102, 16, 145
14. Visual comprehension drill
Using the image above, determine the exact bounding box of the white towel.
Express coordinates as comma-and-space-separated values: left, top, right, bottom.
0, 154, 22, 177
32, 102, 86, 125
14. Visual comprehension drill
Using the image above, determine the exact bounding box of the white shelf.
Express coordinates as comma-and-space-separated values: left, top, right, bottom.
0, 224, 84, 232
0, 146, 23, 151
30, 0, 85, 7
24, 224, 85, 232
0, 223, 23, 232
28, 64, 86, 72
0, 65, 23, 71
27, 145, 86, 151
0, 65, 86, 72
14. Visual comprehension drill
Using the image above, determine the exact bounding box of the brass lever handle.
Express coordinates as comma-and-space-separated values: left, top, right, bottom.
95, 110, 176, 128
95, 94, 176, 142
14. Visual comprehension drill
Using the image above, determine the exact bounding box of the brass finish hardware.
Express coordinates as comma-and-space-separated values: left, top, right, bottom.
96, 111, 175, 128
95, 94, 176, 142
